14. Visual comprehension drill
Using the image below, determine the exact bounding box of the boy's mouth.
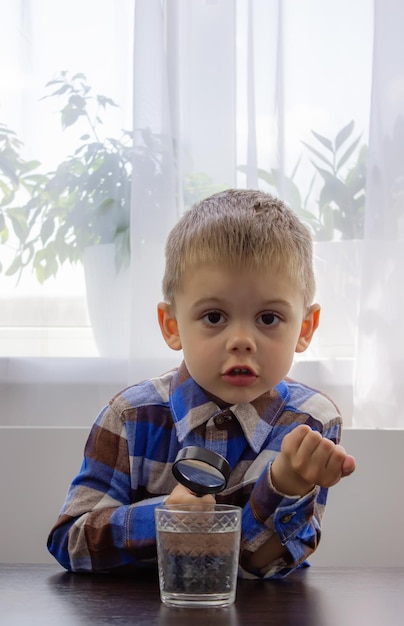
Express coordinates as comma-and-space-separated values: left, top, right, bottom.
226, 367, 255, 376
223, 366, 257, 386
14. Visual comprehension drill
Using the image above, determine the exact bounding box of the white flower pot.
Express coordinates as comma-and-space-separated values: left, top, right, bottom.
311, 240, 363, 358
83, 244, 130, 358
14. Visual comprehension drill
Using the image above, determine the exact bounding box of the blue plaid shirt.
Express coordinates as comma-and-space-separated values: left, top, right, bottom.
47, 362, 342, 578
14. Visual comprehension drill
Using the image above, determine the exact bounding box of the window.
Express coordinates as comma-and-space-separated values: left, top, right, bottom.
2, 0, 403, 428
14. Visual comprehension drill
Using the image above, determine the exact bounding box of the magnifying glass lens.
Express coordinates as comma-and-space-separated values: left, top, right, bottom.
172, 447, 231, 496
176, 460, 225, 489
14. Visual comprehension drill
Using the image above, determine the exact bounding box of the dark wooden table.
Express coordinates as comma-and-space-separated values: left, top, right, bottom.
1, 564, 403, 625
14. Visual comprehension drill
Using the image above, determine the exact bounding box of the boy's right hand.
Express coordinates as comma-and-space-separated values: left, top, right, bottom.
165, 483, 216, 507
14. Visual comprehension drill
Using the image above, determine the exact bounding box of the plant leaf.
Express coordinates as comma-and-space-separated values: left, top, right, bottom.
61, 106, 85, 129
290, 155, 302, 180
9, 213, 28, 241
0, 156, 20, 184
0, 216, 8, 243
311, 164, 336, 184
68, 94, 86, 109
40, 218, 55, 244
97, 95, 118, 109
336, 136, 361, 171
250, 167, 276, 186
49, 84, 71, 98
72, 72, 87, 82
302, 142, 334, 171
311, 130, 333, 151
5, 255, 22, 277
335, 120, 354, 151
319, 178, 352, 211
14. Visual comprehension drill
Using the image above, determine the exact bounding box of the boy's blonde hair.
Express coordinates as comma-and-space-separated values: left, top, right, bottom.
162, 189, 315, 309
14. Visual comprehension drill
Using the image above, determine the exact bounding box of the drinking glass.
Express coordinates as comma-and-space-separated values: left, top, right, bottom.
155, 503, 241, 608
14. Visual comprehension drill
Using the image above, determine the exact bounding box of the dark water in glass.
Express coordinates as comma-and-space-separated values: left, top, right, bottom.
158, 530, 238, 596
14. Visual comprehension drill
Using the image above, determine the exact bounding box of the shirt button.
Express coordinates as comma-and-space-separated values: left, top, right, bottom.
280, 513, 294, 524
214, 415, 225, 426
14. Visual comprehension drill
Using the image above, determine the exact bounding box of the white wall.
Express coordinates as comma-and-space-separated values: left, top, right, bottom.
310, 429, 404, 566
0, 427, 88, 563
1, 426, 403, 566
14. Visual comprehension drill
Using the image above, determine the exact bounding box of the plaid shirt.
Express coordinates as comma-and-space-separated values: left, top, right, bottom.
47, 361, 342, 579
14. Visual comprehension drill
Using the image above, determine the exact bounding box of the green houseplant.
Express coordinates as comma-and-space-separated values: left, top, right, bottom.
0, 123, 46, 276
238, 121, 367, 358
239, 120, 367, 241
301, 122, 366, 357
1, 71, 220, 285
303, 121, 367, 357
301, 120, 367, 240
1, 72, 137, 283
1, 72, 225, 356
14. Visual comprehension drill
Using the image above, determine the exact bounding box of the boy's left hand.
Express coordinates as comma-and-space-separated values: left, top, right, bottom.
165, 483, 216, 508
271, 424, 356, 497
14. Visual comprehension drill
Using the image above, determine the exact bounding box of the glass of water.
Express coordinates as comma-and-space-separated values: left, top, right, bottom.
155, 503, 241, 608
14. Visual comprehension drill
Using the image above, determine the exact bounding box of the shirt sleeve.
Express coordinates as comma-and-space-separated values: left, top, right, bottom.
239, 413, 341, 579
47, 404, 165, 572
239, 461, 326, 579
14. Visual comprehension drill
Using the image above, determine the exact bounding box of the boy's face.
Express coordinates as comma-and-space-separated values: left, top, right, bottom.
159, 265, 319, 406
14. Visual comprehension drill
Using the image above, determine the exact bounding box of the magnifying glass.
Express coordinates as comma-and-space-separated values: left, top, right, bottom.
172, 446, 231, 496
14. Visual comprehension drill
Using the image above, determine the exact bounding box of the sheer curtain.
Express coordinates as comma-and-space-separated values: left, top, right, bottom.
354, 0, 404, 428
1, 0, 403, 429
130, 0, 374, 420
0, 0, 134, 360
128, 0, 238, 381
0, 0, 136, 427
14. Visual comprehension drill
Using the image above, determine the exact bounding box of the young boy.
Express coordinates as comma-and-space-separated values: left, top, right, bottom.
48, 189, 355, 578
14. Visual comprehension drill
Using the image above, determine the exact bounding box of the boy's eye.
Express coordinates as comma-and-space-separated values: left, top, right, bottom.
258, 312, 280, 327
203, 311, 225, 325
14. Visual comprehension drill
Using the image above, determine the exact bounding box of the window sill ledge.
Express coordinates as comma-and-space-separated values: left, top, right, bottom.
0, 355, 354, 384
0, 355, 355, 427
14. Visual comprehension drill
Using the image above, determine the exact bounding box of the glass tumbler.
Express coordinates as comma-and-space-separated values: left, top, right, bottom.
155, 503, 241, 608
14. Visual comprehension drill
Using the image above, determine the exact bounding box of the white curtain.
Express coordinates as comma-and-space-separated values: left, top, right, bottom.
0, 0, 134, 360
1, 0, 403, 429
353, 0, 404, 427
128, 0, 238, 381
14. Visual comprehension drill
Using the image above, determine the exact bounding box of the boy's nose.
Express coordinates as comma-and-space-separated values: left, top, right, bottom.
226, 327, 257, 352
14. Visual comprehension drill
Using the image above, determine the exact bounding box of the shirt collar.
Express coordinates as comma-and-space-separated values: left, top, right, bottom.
169, 362, 289, 453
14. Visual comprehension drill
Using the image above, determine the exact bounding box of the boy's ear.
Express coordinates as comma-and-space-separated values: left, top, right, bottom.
295, 304, 321, 353
157, 302, 182, 351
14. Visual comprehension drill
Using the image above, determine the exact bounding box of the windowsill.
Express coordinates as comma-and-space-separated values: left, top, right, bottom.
0, 354, 353, 382
0, 355, 355, 427
0, 355, 128, 384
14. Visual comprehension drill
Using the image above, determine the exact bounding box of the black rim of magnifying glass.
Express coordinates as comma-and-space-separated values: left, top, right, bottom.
172, 446, 231, 495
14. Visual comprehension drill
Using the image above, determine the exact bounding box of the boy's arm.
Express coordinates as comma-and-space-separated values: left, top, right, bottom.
239, 424, 355, 578
47, 405, 169, 572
